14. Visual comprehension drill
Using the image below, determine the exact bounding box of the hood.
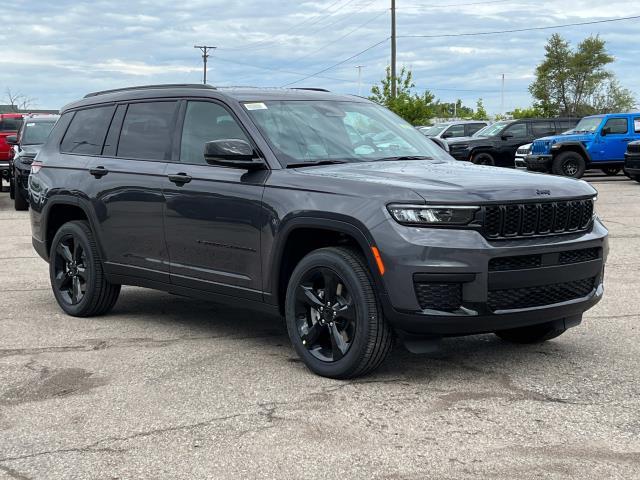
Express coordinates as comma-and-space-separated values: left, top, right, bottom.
536, 132, 594, 144
446, 136, 483, 145
294, 159, 596, 203
16, 144, 42, 157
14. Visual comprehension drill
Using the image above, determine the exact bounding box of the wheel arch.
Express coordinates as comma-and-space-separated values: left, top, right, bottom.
268, 215, 386, 316
552, 142, 591, 164
42, 196, 104, 260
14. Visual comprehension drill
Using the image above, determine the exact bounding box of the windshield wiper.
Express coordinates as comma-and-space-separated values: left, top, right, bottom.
286, 160, 349, 168
374, 155, 434, 162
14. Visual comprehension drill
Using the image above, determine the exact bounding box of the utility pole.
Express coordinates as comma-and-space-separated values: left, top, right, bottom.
391, 0, 397, 99
501, 73, 505, 116
194, 45, 216, 84
356, 65, 364, 96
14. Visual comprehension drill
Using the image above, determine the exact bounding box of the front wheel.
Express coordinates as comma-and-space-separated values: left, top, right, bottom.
285, 247, 393, 379
552, 151, 586, 178
50, 220, 121, 317
601, 167, 621, 176
495, 321, 566, 344
471, 152, 495, 166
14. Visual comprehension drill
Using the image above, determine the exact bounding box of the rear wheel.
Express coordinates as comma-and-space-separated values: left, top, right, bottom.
601, 167, 621, 176
495, 321, 566, 344
285, 247, 393, 379
50, 220, 120, 317
552, 151, 586, 178
471, 152, 495, 166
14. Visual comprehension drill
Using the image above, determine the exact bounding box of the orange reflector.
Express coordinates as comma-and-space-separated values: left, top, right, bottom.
371, 246, 385, 276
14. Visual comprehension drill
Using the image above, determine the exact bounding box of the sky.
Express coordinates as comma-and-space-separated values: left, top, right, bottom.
0, 0, 638, 114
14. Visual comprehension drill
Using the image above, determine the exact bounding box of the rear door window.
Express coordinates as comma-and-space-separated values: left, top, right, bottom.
117, 102, 179, 160
61, 106, 116, 155
531, 121, 554, 137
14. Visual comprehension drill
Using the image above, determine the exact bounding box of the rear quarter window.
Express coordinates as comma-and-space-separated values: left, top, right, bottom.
61, 106, 116, 155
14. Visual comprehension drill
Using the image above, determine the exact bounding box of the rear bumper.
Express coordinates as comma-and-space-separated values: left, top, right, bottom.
374, 219, 608, 336
0, 161, 10, 177
525, 154, 552, 172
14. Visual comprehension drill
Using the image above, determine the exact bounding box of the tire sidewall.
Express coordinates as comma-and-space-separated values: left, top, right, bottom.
472, 152, 494, 166
49, 222, 99, 316
285, 249, 376, 378
554, 152, 585, 178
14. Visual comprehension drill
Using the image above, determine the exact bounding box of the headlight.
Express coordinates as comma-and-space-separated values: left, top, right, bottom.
388, 204, 479, 226
450, 143, 468, 150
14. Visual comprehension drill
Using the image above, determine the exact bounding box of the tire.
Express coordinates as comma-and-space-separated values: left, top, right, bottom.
634, 175, 640, 184
601, 167, 621, 176
49, 220, 120, 317
285, 247, 393, 379
495, 321, 566, 344
552, 151, 586, 178
471, 152, 495, 166
14, 185, 28, 211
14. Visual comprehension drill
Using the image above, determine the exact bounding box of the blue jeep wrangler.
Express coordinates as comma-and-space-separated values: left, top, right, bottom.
526, 113, 640, 178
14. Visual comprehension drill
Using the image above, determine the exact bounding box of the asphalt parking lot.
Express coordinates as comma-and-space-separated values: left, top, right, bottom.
0, 174, 639, 479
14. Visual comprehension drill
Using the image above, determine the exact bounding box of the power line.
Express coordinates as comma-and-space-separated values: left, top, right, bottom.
281, 37, 391, 87
398, 0, 519, 10
399, 14, 640, 38
222, 0, 362, 51
283, 9, 388, 67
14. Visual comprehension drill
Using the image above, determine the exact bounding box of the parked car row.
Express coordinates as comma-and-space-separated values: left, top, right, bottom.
0, 113, 59, 210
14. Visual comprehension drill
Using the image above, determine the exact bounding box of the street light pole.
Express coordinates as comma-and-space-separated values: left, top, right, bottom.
391, 0, 397, 98
356, 65, 364, 96
194, 45, 216, 84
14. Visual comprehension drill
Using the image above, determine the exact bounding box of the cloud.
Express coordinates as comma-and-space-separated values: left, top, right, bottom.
0, 0, 638, 114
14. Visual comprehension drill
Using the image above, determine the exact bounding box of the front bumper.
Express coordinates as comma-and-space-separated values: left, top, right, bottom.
525, 154, 553, 172
625, 152, 640, 176
373, 219, 608, 336
514, 157, 527, 170
448, 148, 471, 161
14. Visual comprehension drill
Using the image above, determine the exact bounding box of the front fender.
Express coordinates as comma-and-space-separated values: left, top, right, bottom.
552, 141, 592, 162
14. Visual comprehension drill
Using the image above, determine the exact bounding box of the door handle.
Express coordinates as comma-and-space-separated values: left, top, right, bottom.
168, 173, 192, 185
89, 166, 109, 178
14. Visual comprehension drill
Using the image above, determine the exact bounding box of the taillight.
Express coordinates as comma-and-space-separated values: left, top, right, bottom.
31, 161, 43, 174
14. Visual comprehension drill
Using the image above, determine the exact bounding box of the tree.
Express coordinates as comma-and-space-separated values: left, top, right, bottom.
529, 34, 635, 116
510, 106, 545, 118
370, 66, 436, 125
472, 98, 488, 120
3, 88, 35, 111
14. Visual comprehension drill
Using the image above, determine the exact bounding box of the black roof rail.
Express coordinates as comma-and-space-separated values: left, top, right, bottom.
84, 84, 216, 98
290, 87, 331, 92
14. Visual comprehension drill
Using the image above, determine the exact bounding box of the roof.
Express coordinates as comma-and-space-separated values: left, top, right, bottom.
62, 84, 368, 112
433, 120, 489, 125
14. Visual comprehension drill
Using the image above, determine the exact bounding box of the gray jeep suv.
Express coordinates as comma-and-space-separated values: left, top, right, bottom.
29, 84, 608, 378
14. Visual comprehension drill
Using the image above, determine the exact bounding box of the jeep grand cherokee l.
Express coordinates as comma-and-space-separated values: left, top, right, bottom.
30, 85, 608, 379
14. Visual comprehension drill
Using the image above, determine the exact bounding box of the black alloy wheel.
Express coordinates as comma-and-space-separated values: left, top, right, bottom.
552, 151, 586, 178
53, 234, 88, 305
285, 247, 393, 379
294, 267, 356, 362
471, 152, 495, 166
49, 221, 121, 317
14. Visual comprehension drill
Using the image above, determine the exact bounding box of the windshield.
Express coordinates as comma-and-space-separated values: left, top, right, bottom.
243, 100, 450, 166
572, 117, 603, 134
22, 121, 56, 145
474, 121, 510, 137
422, 124, 448, 136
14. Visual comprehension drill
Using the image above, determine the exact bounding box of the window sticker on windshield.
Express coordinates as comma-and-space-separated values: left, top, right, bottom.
26, 123, 36, 127
634, 118, 640, 133
244, 102, 268, 111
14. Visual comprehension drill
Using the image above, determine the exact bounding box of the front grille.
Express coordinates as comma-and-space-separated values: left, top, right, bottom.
489, 255, 542, 271
482, 199, 594, 239
415, 282, 462, 312
488, 277, 595, 311
627, 142, 640, 154
559, 247, 600, 264
531, 141, 550, 155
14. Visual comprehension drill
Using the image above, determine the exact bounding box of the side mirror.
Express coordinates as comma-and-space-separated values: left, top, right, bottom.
601, 127, 610, 137
6, 135, 17, 145
204, 139, 264, 170
441, 131, 453, 139
501, 133, 513, 140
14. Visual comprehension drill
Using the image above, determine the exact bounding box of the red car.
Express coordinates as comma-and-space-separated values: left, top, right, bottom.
1, 113, 24, 186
